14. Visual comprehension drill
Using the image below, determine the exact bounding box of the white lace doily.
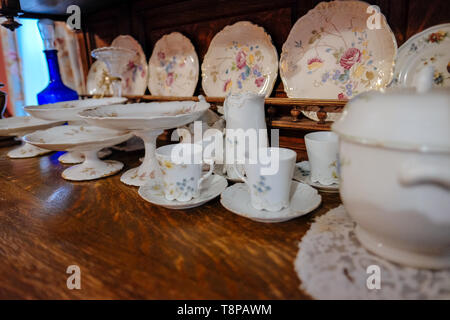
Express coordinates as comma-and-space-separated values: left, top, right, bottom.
295, 205, 450, 300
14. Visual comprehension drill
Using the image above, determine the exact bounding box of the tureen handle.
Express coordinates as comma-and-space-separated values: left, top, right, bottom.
399, 158, 450, 190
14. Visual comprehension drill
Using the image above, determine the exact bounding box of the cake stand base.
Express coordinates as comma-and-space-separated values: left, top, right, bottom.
61, 150, 123, 181
7, 142, 51, 158
58, 149, 112, 164
120, 129, 163, 186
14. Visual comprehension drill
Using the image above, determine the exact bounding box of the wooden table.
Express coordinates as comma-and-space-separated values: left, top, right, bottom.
0, 144, 341, 299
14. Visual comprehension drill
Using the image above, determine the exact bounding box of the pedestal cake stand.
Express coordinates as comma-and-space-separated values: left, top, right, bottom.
0, 116, 64, 158
79, 96, 210, 186
24, 125, 132, 181
24, 97, 127, 164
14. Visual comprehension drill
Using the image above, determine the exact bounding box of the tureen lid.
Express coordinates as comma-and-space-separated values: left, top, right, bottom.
332, 67, 450, 153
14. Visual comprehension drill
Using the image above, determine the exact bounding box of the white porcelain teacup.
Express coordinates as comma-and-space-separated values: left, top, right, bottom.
156, 143, 214, 202
234, 147, 296, 212
305, 131, 339, 185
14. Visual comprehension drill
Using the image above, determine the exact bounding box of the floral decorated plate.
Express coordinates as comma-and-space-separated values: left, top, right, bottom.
202, 21, 278, 97
393, 23, 450, 88
87, 35, 148, 96
280, 1, 396, 121
148, 32, 199, 96
111, 35, 148, 95
220, 181, 321, 223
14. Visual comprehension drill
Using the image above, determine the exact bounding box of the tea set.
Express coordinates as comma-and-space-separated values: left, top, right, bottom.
15, 64, 450, 271
1, 0, 449, 274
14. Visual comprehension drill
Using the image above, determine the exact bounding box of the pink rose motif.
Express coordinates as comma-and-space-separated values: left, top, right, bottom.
255, 76, 265, 88
236, 50, 247, 69
340, 48, 362, 70
166, 72, 174, 86
157, 51, 165, 60
127, 61, 137, 71
338, 93, 347, 100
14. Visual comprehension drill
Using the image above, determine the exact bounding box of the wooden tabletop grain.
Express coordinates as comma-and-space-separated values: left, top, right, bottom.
0, 144, 341, 299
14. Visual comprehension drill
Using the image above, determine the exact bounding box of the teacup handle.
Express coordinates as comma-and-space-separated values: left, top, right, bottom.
399, 158, 450, 189
197, 158, 215, 190
233, 162, 249, 185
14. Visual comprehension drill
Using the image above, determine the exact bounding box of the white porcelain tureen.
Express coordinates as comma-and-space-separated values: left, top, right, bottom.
332, 67, 450, 269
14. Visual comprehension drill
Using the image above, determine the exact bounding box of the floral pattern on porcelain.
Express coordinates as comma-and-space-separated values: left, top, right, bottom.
212, 41, 267, 93
157, 158, 198, 201
298, 28, 378, 100
251, 175, 271, 195
123, 59, 146, 91
202, 21, 278, 97
148, 32, 199, 97
87, 35, 148, 96
154, 51, 194, 89
394, 24, 450, 87
405, 30, 449, 86
280, 0, 396, 107
157, 51, 179, 87
297, 165, 310, 177
111, 35, 148, 96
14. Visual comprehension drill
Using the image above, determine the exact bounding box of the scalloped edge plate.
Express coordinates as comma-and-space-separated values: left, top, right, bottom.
202, 21, 278, 97
148, 32, 199, 97
280, 1, 396, 121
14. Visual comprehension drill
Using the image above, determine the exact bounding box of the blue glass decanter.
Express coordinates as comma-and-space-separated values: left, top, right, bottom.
36, 19, 78, 105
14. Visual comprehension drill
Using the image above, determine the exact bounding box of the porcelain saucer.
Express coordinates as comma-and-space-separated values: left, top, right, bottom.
293, 161, 339, 193
138, 174, 227, 209
220, 181, 321, 223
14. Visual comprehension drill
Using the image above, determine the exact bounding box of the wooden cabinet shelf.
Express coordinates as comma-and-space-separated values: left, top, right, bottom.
269, 116, 332, 131
82, 94, 345, 110
81, 94, 344, 130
